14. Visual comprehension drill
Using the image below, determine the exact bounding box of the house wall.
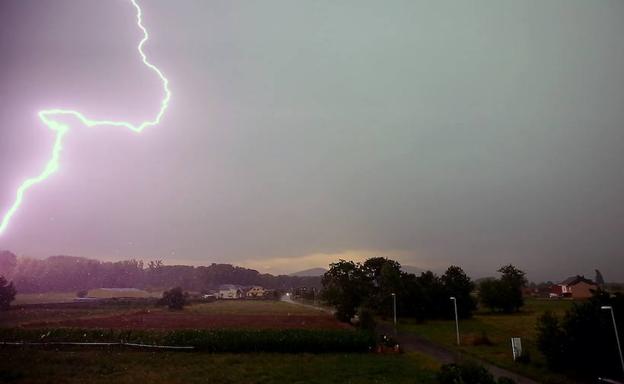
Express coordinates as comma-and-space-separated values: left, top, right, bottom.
569, 281, 596, 299
219, 289, 241, 299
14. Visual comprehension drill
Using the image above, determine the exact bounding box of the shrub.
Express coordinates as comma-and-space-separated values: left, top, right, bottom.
514, 349, 531, 364
437, 362, 516, 384
536, 290, 624, 378
158, 287, 187, 310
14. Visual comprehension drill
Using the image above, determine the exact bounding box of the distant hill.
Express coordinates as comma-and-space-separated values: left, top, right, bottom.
290, 267, 327, 277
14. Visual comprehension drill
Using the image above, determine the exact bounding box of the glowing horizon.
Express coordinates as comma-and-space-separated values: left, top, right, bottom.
0, 0, 171, 235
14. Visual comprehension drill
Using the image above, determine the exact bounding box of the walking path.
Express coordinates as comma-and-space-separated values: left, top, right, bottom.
377, 323, 540, 384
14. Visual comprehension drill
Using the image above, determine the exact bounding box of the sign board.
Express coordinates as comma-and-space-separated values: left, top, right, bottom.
511, 337, 522, 360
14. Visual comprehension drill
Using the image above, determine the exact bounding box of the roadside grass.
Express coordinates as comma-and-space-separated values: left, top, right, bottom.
398, 298, 577, 384
0, 349, 440, 384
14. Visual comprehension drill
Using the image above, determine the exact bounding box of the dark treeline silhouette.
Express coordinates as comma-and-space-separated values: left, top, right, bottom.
0, 250, 320, 293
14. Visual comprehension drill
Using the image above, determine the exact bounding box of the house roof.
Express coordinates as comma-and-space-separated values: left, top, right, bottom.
559, 275, 596, 286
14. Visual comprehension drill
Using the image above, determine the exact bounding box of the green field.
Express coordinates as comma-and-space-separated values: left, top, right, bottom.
0, 349, 439, 384
398, 298, 576, 384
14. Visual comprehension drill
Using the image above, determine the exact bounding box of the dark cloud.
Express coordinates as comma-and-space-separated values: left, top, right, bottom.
1, 0, 623, 281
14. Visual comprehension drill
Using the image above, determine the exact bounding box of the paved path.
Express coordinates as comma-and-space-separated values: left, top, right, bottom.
377, 323, 540, 384
280, 295, 334, 314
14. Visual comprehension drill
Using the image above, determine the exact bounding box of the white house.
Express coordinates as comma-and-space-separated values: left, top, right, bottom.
246, 286, 267, 298
218, 284, 243, 299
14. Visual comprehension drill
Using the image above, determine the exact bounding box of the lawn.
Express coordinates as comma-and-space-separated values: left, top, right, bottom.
398, 298, 577, 384
0, 349, 440, 384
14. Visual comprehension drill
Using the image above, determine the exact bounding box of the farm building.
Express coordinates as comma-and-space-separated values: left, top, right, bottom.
218, 284, 244, 299
551, 275, 597, 299
246, 286, 267, 298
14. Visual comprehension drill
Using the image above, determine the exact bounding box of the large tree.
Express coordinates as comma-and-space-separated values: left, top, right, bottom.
479, 265, 527, 313
321, 260, 371, 322
441, 266, 477, 318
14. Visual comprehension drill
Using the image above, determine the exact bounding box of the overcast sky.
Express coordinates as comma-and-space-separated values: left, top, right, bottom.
1, 0, 623, 281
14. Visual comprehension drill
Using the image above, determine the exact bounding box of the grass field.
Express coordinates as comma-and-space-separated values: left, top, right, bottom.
398, 298, 576, 384
12, 292, 78, 305
12, 289, 161, 305
2, 300, 346, 330
187, 300, 324, 316
0, 349, 439, 384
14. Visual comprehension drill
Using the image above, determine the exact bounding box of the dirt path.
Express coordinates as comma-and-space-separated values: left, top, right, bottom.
377, 323, 540, 384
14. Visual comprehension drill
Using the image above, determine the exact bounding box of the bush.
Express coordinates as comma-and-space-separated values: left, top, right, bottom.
515, 349, 531, 364
536, 290, 624, 378
437, 362, 516, 384
0, 275, 16, 311
158, 287, 187, 310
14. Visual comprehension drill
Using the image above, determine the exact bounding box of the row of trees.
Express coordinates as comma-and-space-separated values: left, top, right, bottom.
0, 251, 321, 293
321, 257, 527, 323
321, 257, 476, 322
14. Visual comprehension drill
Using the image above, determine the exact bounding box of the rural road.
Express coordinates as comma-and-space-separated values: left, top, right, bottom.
377, 323, 541, 384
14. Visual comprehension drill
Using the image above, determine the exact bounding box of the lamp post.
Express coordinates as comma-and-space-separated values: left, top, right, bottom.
450, 296, 460, 345
391, 293, 397, 327
602, 306, 624, 376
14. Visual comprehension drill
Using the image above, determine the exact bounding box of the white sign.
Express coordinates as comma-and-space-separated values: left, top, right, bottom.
511, 337, 522, 360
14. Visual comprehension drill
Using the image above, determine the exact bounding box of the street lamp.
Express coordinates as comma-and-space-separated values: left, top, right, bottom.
602, 306, 624, 376
450, 296, 460, 345
391, 293, 397, 327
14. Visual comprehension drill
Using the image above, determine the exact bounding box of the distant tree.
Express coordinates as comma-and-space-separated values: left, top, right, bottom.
479, 265, 526, 313
0, 275, 17, 310
441, 265, 477, 318
158, 286, 187, 310
595, 269, 605, 287
0, 251, 17, 277
76, 290, 88, 298
417, 271, 448, 318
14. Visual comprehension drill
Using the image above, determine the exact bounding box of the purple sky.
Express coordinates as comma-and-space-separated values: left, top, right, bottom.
1, 0, 624, 281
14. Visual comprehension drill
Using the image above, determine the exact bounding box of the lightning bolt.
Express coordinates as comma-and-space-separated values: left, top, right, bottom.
0, 0, 170, 235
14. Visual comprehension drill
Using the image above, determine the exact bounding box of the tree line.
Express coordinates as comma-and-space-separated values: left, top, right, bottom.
0, 251, 321, 294
320, 256, 527, 323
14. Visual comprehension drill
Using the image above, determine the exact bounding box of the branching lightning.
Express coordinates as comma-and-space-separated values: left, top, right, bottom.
0, 0, 170, 235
